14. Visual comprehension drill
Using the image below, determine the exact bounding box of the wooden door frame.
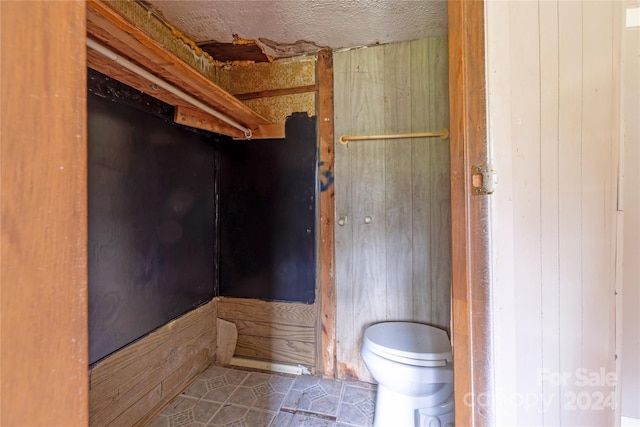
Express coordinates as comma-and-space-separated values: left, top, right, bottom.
0, 1, 88, 425
317, 1, 493, 425
447, 0, 493, 425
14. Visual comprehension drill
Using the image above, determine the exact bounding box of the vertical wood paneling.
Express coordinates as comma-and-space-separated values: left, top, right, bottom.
0, 2, 88, 425
350, 46, 386, 381
383, 43, 413, 320
334, 39, 450, 380
509, 2, 544, 423
334, 51, 355, 379
539, 2, 562, 423
580, 4, 617, 425
581, 2, 614, 359
485, 2, 518, 423
427, 37, 452, 328
607, 9, 621, 416
410, 39, 434, 322
557, 2, 586, 424
621, 22, 640, 420
486, 1, 621, 425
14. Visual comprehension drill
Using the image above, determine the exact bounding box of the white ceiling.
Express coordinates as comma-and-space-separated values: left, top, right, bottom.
145, 1, 448, 58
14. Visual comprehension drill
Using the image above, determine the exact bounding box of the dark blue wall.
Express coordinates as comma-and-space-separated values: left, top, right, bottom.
88, 70, 218, 364
219, 114, 317, 304
88, 70, 318, 366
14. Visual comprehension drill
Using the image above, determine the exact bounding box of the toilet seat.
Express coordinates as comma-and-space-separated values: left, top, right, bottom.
363, 322, 452, 367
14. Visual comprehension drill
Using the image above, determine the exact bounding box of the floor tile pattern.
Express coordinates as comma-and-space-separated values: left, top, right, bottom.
147, 365, 376, 427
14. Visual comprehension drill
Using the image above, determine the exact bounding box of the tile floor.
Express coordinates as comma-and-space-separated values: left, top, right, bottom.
147, 365, 376, 427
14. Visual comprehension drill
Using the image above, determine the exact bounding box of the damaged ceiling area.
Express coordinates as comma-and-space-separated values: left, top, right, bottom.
143, 0, 448, 61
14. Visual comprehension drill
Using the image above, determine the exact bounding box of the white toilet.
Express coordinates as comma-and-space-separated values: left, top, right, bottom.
360, 322, 455, 427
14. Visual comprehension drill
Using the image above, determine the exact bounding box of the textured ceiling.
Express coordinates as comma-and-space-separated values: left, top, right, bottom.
144, 1, 448, 58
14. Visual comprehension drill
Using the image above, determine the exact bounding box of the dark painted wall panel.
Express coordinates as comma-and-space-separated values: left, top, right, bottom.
219, 114, 317, 303
88, 72, 217, 364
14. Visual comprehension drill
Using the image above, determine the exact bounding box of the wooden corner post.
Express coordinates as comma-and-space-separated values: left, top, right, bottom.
317, 48, 337, 378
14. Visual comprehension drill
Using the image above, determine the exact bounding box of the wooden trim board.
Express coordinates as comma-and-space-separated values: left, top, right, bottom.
217, 297, 316, 370
448, 0, 493, 425
0, 1, 88, 425
88, 300, 217, 427
235, 84, 319, 101
174, 106, 286, 140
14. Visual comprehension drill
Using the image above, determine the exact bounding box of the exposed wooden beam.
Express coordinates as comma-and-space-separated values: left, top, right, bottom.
174, 106, 247, 139
86, 0, 284, 139
241, 124, 286, 140
174, 106, 286, 140
235, 84, 319, 101
317, 48, 337, 378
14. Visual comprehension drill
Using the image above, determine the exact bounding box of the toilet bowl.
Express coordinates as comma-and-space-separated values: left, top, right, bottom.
360, 322, 454, 427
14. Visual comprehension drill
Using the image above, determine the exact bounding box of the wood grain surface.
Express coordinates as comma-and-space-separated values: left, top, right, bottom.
218, 298, 316, 370
89, 300, 217, 426
317, 49, 337, 378
334, 38, 451, 381
0, 1, 88, 425
448, 1, 490, 425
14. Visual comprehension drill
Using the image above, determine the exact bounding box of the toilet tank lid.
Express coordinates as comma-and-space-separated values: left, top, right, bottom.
363, 322, 452, 362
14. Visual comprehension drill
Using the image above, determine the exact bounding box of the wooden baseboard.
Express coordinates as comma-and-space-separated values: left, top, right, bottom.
217, 297, 316, 372
88, 300, 217, 426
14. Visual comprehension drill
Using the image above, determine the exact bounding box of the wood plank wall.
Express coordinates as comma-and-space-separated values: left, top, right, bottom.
334, 38, 451, 381
486, 1, 622, 425
0, 2, 88, 425
621, 13, 640, 421
217, 298, 316, 371
89, 300, 217, 426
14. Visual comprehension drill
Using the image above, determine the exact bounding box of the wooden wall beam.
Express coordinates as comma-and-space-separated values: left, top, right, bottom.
175, 105, 286, 140
317, 49, 337, 378
174, 106, 246, 139
0, 2, 88, 425
448, 0, 493, 425
235, 84, 319, 101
